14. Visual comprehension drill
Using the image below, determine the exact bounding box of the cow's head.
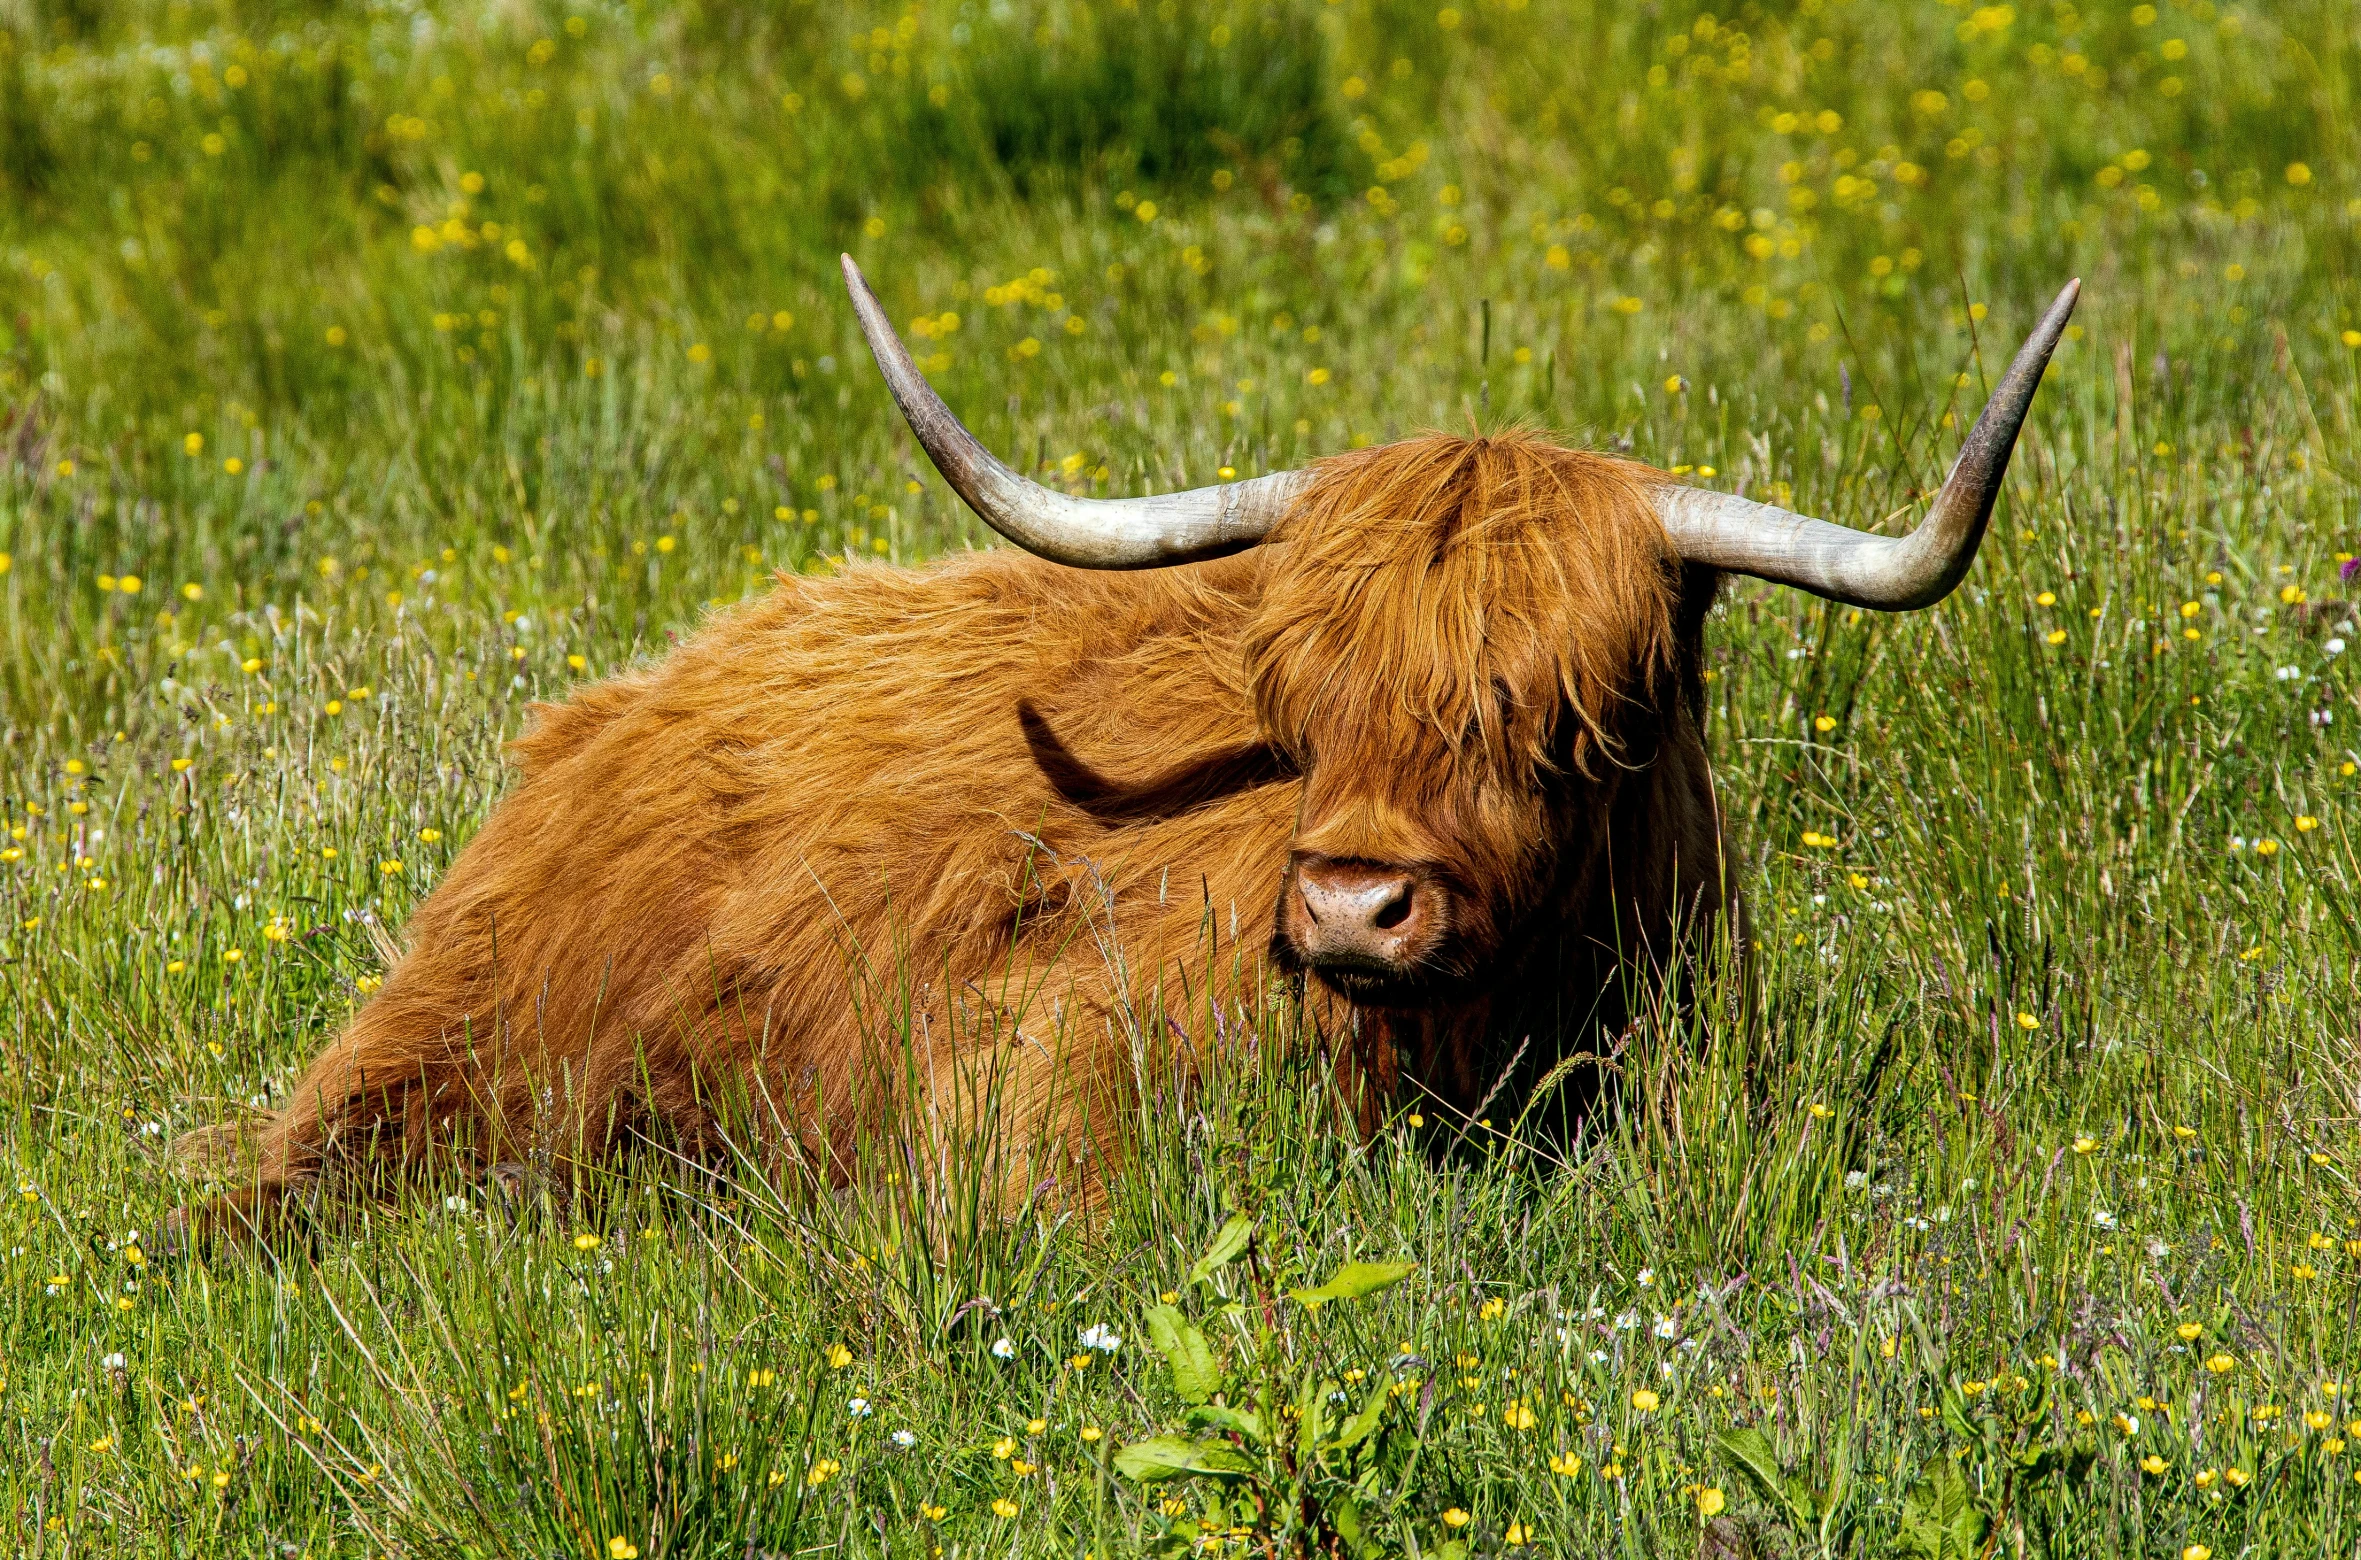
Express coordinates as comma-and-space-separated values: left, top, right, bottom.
1240, 434, 1679, 1005
842, 258, 2078, 1004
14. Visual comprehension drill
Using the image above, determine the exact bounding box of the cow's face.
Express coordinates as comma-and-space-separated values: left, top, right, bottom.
1243, 437, 1677, 1007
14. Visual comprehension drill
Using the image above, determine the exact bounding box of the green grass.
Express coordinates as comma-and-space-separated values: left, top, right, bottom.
4, 0, 2361, 1553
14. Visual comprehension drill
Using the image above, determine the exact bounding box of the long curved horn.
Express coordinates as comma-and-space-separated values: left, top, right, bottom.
843, 255, 1304, 569
1654, 280, 2080, 610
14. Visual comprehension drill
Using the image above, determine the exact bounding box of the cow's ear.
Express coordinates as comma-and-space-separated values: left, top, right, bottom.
1667, 564, 1726, 723
1674, 561, 1724, 643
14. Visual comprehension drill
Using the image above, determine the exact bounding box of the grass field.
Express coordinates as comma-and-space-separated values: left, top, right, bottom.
5, 0, 2361, 1554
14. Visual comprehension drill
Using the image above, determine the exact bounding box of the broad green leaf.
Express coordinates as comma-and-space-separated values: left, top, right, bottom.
1294, 1374, 1326, 1465
1940, 1458, 1985, 1552
1713, 1427, 1794, 1515
1143, 1304, 1222, 1405
1113, 1435, 1257, 1483
1186, 1215, 1255, 1287
1895, 1456, 1987, 1560
1288, 1260, 1417, 1307
1335, 1384, 1390, 1451
1895, 1484, 1946, 1557
1938, 1385, 1982, 1444
1330, 1492, 1373, 1559
1817, 1413, 1855, 1540
1183, 1402, 1267, 1444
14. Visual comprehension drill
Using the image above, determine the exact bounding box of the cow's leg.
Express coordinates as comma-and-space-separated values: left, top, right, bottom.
158, 1034, 397, 1253
161, 972, 506, 1253
950, 967, 1149, 1219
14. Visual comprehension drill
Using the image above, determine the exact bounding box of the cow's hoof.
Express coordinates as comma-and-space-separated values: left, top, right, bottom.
149, 1188, 282, 1259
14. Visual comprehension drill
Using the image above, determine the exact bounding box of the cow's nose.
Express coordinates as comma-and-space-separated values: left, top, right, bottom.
1294, 859, 1426, 962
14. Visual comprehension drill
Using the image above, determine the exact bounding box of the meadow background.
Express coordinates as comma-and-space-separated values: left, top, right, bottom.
4, 0, 2361, 1553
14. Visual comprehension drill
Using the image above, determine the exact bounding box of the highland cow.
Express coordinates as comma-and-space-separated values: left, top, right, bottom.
169, 262, 2077, 1242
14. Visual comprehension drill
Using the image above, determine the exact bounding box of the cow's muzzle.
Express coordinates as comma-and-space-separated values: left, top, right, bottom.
1276, 853, 1449, 1003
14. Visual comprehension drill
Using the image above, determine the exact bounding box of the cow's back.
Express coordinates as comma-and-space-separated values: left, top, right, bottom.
385, 549, 1292, 1151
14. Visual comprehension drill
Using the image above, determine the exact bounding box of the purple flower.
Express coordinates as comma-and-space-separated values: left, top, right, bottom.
2342, 557, 2360, 583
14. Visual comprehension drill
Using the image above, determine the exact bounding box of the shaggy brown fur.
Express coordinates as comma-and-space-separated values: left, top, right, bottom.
177, 431, 1733, 1238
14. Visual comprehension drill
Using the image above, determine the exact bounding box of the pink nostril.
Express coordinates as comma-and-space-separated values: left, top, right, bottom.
1296, 864, 1421, 942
